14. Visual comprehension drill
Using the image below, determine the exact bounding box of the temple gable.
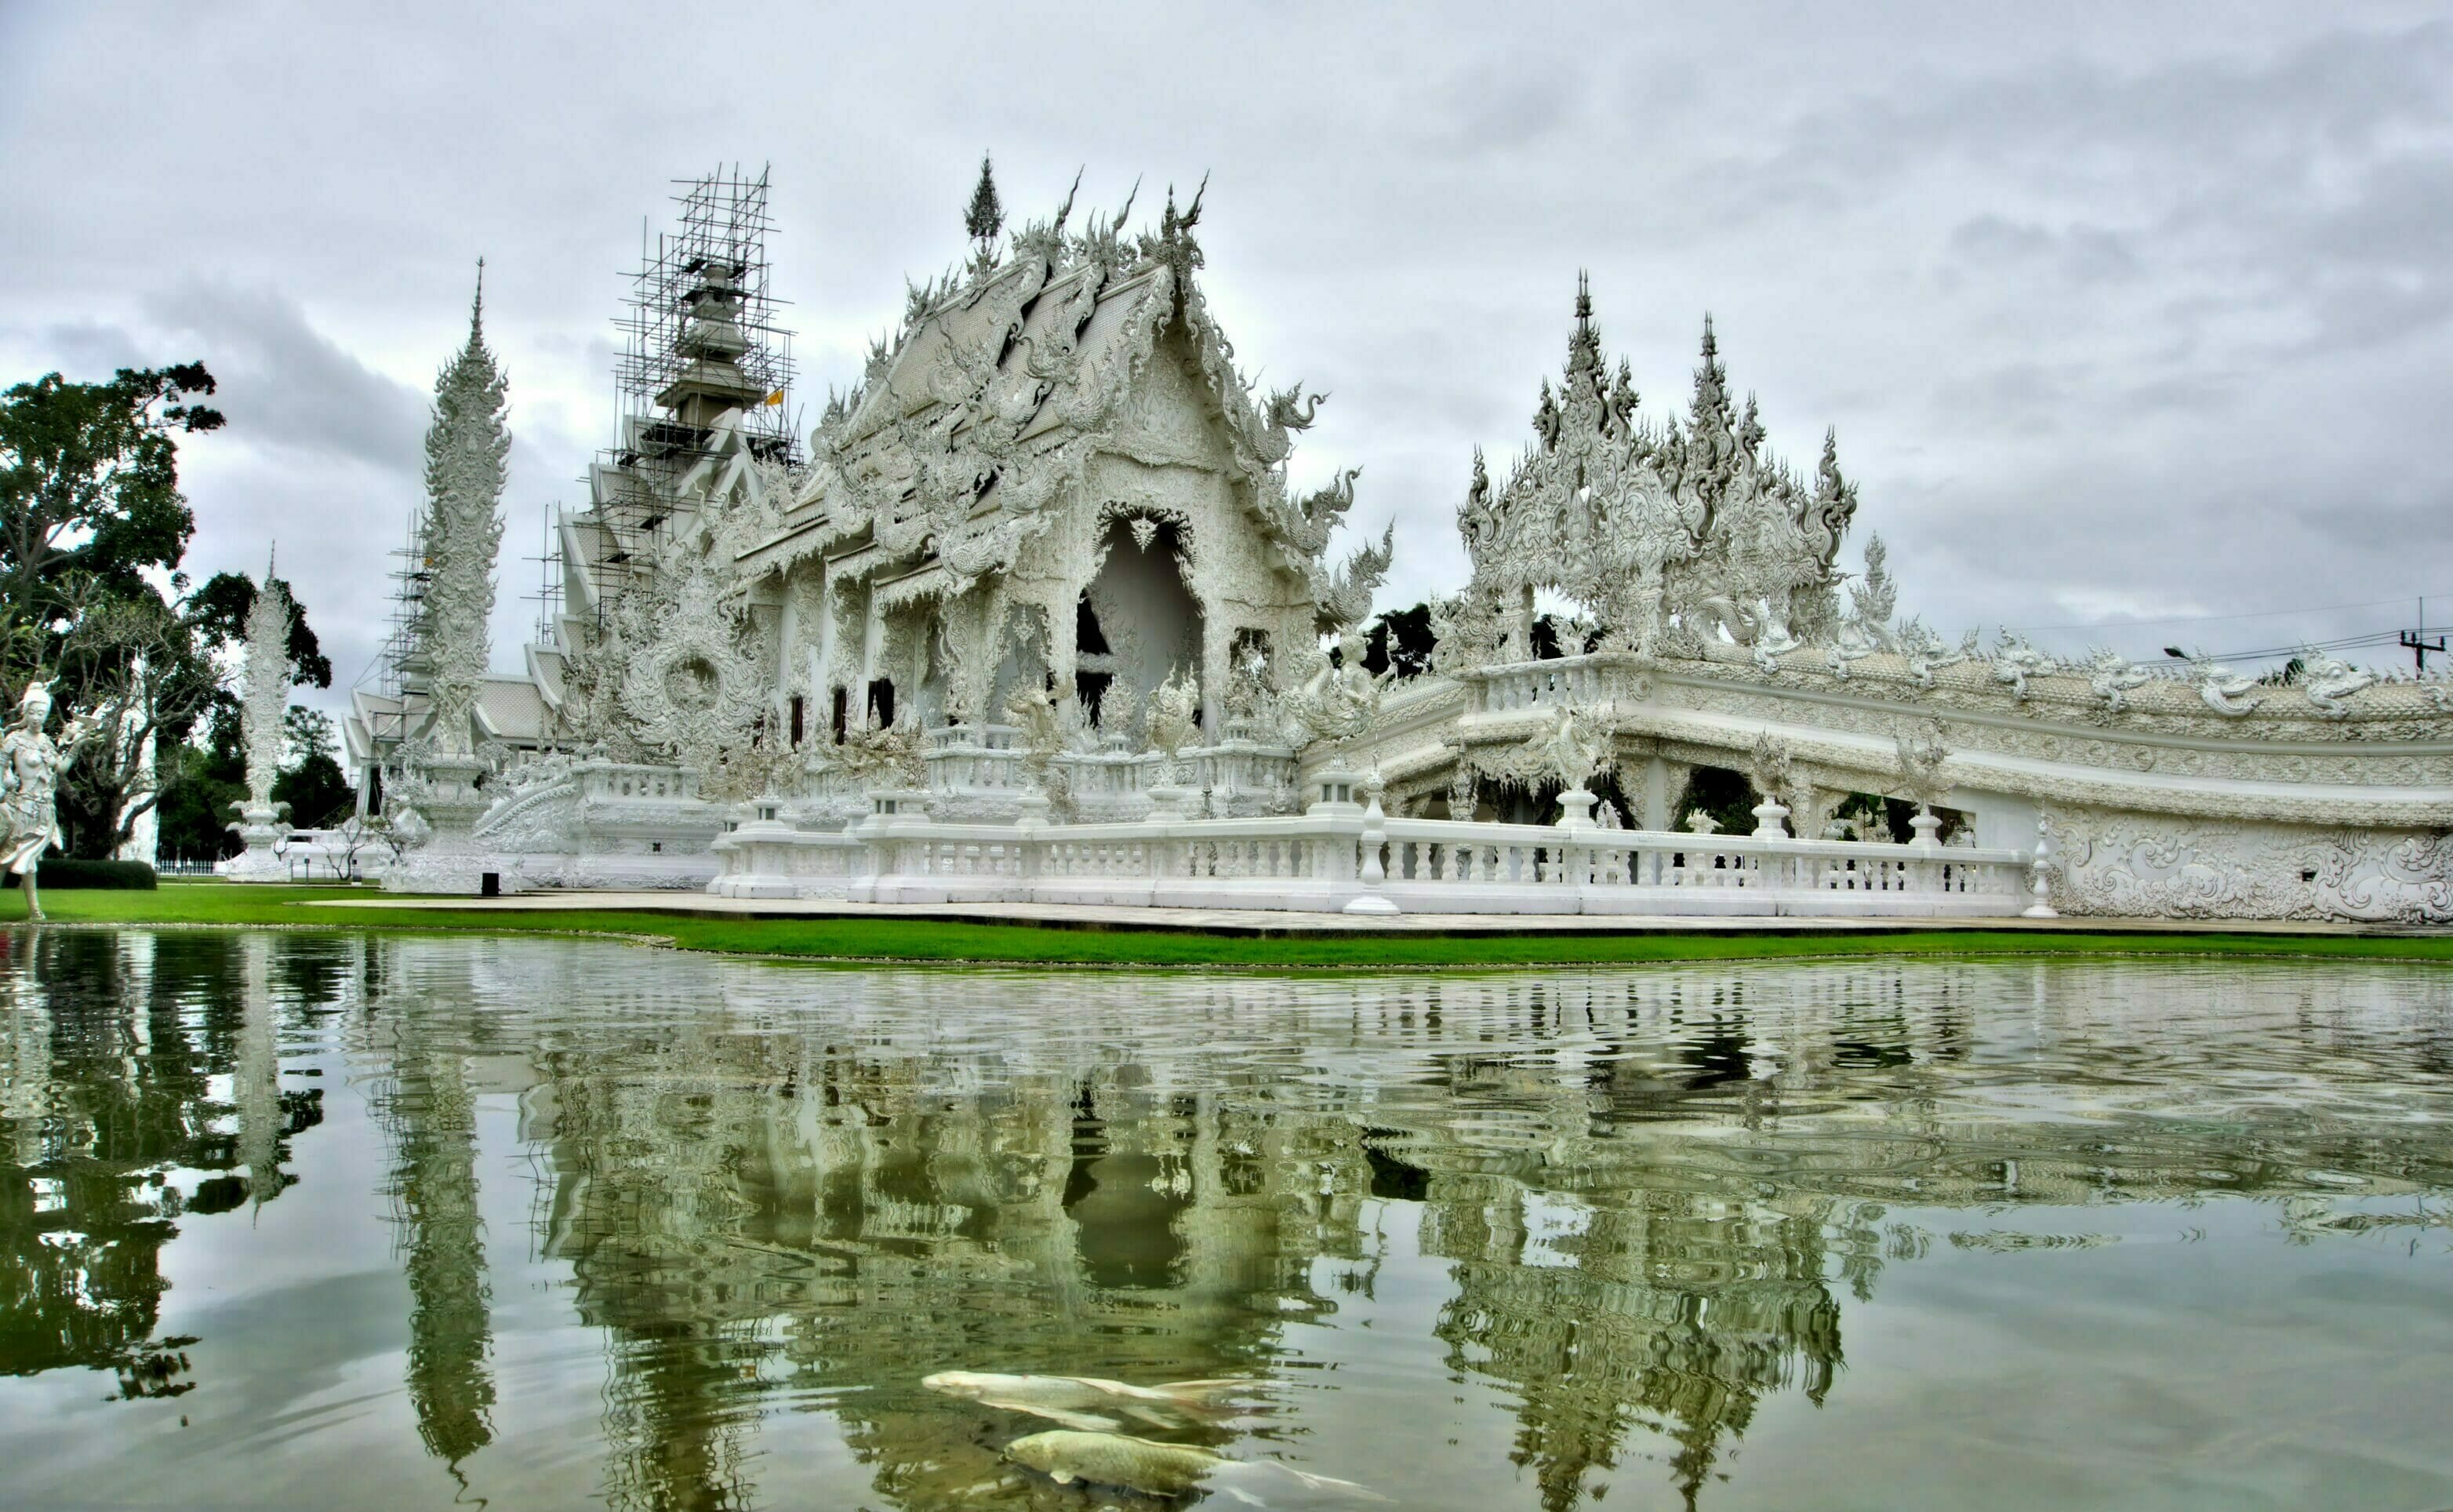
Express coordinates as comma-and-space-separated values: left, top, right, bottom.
1101, 322, 1235, 474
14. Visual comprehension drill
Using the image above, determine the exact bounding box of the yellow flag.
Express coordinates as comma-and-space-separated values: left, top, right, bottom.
763, 390, 786, 406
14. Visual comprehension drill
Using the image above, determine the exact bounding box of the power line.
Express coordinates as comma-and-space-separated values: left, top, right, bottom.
2007, 588, 2453, 634
2193, 629, 2408, 663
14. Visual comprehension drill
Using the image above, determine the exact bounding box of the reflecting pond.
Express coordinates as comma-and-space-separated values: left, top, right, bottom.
3, 932, 2452, 1509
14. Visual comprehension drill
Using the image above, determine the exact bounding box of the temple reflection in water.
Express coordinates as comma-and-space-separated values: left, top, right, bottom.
4, 931, 2450, 1510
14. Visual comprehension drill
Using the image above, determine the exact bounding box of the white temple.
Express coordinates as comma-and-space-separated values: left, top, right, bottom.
343, 167, 2453, 923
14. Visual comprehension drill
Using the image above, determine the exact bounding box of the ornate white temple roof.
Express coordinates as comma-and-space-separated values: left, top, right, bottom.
758, 185, 1386, 623
473, 675, 547, 743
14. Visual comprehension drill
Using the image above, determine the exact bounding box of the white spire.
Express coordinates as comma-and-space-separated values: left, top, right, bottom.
239, 564, 291, 810
419, 265, 511, 758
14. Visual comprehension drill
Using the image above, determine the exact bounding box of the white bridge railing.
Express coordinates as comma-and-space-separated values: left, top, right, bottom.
798, 725, 1304, 822
710, 797, 2034, 918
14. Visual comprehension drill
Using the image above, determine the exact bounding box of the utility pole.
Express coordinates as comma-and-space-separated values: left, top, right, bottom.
2401, 598, 2446, 673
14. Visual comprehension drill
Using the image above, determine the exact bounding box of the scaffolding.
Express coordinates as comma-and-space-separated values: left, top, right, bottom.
587, 163, 798, 605
526, 503, 563, 651
358, 507, 434, 758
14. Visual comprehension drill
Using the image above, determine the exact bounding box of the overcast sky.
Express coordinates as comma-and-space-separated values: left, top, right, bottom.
5, 2, 2451, 727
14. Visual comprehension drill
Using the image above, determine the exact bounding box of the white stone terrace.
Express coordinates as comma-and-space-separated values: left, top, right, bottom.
703, 787, 2037, 919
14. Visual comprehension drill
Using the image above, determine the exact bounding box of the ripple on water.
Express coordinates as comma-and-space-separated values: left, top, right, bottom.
0, 936, 2450, 1510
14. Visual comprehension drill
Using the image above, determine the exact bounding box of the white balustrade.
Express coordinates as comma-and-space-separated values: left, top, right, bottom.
577, 762, 701, 803
901, 731, 1302, 820
709, 801, 2033, 916
1469, 655, 1629, 714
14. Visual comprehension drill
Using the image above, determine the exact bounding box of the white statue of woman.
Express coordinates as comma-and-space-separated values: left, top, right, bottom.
0, 681, 107, 921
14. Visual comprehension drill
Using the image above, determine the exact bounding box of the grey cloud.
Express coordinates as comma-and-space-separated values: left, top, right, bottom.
1419, 56, 1588, 156
26, 320, 149, 379
138, 281, 429, 476
1775, 20, 2452, 190
2114, 370, 2236, 418
1934, 361, 2083, 434
1948, 215, 2057, 264
2297, 154, 2453, 266
6, 1, 2453, 705
2061, 227, 2138, 285
2289, 278, 2453, 358
1944, 216, 2137, 288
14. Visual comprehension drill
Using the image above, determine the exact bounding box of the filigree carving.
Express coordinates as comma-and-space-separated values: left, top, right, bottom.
419, 280, 510, 759
2050, 807, 2450, 923
589, 541, 769, 770
1893, 718, 1950, 814
1535, 703, 1608, 789
1458, 282, 1852, 655
2298, 649, 2378, 718
1278, 631, 1388, 756
1144, 667, 1200, 781
833, 718, 924, 791
238, 571, 293, 812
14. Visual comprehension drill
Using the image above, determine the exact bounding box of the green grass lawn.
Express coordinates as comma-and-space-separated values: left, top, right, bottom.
1, 880, 2445, 969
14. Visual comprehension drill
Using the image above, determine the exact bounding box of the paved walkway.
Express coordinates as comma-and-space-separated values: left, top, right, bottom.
300, 891, 2445, 940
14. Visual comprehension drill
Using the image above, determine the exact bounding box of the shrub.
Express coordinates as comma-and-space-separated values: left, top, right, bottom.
17, 858, 160, 890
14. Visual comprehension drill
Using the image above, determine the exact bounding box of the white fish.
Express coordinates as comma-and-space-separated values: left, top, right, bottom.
922, 1370, 1260, 1432
1003, 1429, 1385, 1505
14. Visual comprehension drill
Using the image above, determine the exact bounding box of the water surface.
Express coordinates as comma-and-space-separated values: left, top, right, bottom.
2, 931, 2451, 1510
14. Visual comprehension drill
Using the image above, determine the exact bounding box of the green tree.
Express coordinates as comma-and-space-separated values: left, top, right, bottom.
0, 363, 339, 860
152, 703, 247, 865
1361, 602, 1437, 680
0, 365, 223, 665
51, 572, 330, 859
271, 707, 352, 830
183, 570, 333, 687
1677, 765, 1760, 837
1528, 612, 1596, 660
50, 582, 216, 857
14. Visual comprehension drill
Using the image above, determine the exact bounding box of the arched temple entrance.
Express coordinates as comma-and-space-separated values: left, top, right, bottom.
1077, 517, 1203, 732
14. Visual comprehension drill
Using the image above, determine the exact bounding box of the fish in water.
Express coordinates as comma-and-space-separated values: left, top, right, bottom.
1002, 1430, 1384, 1505
922, 1371, 1259, 1432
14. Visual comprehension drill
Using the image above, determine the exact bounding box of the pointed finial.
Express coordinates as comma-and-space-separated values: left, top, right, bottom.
965, 153, 1004, 251
1700, 311, 1717, 358
1564, 271, 1601, 374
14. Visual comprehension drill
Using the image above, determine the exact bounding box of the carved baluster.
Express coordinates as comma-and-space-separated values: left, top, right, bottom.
2022, 819, 2059, 918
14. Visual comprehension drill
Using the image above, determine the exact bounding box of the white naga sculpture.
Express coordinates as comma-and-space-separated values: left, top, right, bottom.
223, 566, 295, 881
1539, 703, 1608, 827
1893, 718, 1951, 849
0, 681, 107, 919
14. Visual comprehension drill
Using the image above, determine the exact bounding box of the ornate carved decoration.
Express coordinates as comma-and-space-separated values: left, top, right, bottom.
1459, 281, 1853, 654
238, 569, 293, 810
2048, 806, 2449, 924
585, 539, 769, 771
419, 275, 511, 759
